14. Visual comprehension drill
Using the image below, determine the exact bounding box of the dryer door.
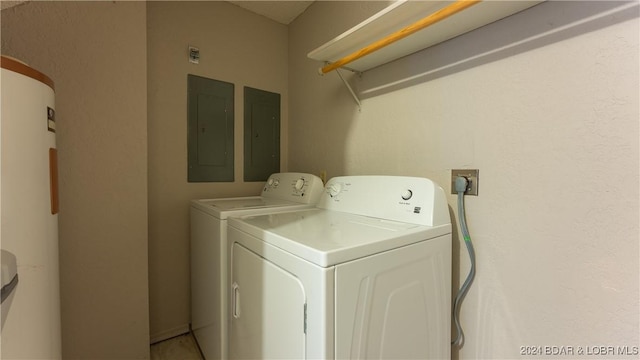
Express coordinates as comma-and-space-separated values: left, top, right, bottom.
230, 243, 306, 359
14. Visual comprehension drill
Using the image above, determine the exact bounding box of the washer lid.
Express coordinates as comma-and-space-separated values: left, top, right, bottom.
229, 209, 451, 267
191, 196, 307, 219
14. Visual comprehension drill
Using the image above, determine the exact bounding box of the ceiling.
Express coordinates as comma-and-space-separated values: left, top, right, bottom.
227, 1, 315, 25
1, 1, 315, 24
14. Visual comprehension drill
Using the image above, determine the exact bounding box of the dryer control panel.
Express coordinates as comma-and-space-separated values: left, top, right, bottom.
261, 172, 324, 204
319, 176, 450, 227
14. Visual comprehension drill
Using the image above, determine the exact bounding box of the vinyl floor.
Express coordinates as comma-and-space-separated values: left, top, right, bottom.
150, 332, 202, 360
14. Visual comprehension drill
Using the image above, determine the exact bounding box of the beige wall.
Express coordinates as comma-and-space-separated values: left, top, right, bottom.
290, 1, 639, 358
1, 2, 149, 359
3, 1, 637, 358
147, 1, 289, 341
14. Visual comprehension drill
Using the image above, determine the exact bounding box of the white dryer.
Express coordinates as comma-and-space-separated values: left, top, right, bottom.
190, 172, 324, 360
227, 176, 452, 359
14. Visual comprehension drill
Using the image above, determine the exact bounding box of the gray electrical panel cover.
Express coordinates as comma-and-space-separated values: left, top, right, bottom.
244, 87, 280, 181
187, 74, 234, 182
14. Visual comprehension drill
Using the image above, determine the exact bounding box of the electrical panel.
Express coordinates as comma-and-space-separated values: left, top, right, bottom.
243, 87, 280, 182
187, 74, 234, 182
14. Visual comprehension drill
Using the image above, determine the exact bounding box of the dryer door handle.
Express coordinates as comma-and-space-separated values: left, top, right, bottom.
232, 282, 240, 319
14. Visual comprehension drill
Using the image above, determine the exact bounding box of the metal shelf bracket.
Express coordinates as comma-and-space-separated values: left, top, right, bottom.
335, 68, 361, 111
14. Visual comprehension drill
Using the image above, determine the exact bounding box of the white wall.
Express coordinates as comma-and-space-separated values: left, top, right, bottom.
290, 1, 639, 358
147, 1, 289, 342
1, 2, 149, 359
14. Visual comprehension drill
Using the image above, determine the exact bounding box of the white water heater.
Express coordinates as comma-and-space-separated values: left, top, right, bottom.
0, 56, 61, 359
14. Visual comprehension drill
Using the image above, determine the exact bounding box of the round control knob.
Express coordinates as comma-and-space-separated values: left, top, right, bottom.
294, 178, 305, 191
267, 178, 274, 186
328, 183, 342, 197
401, 189, 413, 201
273, 179, 279, 187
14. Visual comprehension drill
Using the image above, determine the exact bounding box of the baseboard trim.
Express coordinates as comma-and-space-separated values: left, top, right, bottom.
150, 324, 190, 344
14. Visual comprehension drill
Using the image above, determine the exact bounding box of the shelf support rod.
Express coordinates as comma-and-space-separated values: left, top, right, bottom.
335, 68, 361, 110
320, 0, 482, 74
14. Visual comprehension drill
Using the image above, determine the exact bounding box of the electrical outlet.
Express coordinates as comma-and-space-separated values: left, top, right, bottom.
451, 169, 479, 195
189, 46, 200, 64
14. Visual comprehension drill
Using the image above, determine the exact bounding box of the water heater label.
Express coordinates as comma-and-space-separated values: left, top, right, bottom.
47, 107, 55, 132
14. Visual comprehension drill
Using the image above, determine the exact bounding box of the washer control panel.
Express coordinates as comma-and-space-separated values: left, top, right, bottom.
261, 172, 324, 204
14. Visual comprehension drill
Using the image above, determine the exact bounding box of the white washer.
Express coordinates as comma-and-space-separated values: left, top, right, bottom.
227, 176, 452, 359
190, 172, 324, 360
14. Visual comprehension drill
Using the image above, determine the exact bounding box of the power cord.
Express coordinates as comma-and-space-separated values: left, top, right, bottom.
452, 176, 476, 347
